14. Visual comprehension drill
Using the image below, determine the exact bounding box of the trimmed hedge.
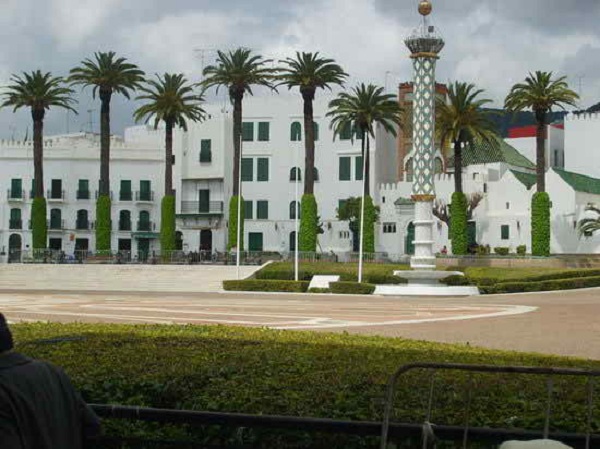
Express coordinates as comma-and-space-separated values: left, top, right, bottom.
532, 192, 550, 256
516, 245, 527, 256
95, 195, 112, 251
494, 247, 510, 256
160, 195, 176, 254
308, 288, 331, 294
450, 192, 468, 255
441, 275, 473, 286
491, 275, 600, 294
329, 281, 376, 295
299, 194, 318, 252
227, 195, 244, 251
362, 196, 377, 254
31, 197, 47, 249
223, 279, 309, 293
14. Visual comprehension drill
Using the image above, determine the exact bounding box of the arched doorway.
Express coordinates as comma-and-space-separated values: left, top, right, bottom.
200, 229, 212, 254
175, 231, 183, 251
405, 222, 415, 255
8, 233, 22, 263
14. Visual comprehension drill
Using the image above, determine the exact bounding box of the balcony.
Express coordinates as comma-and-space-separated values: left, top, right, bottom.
48, 219, 65, 230
95, 191, 114, 200
135, 191, 154, 202
7, 189, 25, 202
47, 190, 65, 202
136, 221, 155, 232
76, 190, 91, 200
76, 220, 91, 230
119, 191, 133, 201
119, 221, 132, 231
180, 201, 224, 215
9, 219, 22, 230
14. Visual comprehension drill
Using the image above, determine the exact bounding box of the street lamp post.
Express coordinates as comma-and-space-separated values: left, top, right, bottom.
236, 132, 243, 279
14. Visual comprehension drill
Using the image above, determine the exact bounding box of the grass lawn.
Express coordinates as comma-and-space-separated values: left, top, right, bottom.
11, 322, 600, 444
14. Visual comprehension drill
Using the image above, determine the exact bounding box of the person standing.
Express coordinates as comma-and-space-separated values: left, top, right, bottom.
0, 313, 101, 448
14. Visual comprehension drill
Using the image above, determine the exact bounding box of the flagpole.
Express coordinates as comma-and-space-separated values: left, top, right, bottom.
358, 133, 368, 283
294, 147, 299, 282
236, 131, 243, 280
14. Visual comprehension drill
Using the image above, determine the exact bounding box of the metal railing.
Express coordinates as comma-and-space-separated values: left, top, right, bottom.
76, 220, 91, 230
118, 221, 132, 231
136, 221, 155, 232
9, 218, 22, 230
180, 201, 224, 214
7, 189, 24, 200
95, 191, 114, 200
46, 189, 65, 200
119, 191, 133, 201
135, 191, 155, 202
76, 190, 91, 200
47, 219, 65, 230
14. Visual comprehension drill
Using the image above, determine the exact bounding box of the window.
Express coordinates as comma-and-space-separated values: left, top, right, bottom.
313, 167, 319, 182
119, 210, 131, 231
313, 122, 319, 141
289, 201, 300, 219
30, 179, 36, 198
51, 179, 62, 199
139, 180, 152, 201
340, 122, 353, 140
338, 199, 347, 212
76, 210, 89, 230
257, 158, 269, 182
383, 223, 397, 234
258, 122, 270, 141
506, 202, 510, 210
382, 196, 386, 203
483, 183, 488, 193
49, 238, 62, 251
9, 208, 21, 229
242, 122, 254, 141
244, 200, 253, 219
10, 179, 22, 199
198, 190, 210, 213
248, 232, 264, 251
355, 156, 364, 181
339, 157, 351, 181
290, 122, 302, 141
50, 209, 62, 229
289, 231, 296, 251
434, 158, 443, 174
120, 180, 132, 201
138, 211, 151, 231
501, 225, 510, 240
241, 158, 253, 182
77, 180, 90, 199
200, 140, 212, 163
257, 200, 269, 220
339, 231, 350, 239
290, 167, 302, 182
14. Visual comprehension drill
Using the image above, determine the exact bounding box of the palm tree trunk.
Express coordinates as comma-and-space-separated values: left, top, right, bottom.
302, 88, 316, 195
535, 115, 546, 193
365, 132, 371, 197
453, 140, 463, 194
165, 120, 174, 196
32, 110, 44, 198
232, 92, 243, 197
99, 89, 112, 196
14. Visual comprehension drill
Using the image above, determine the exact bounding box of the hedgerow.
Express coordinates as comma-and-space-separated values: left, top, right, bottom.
223, 279, 309, 293
329, 281, 376, 295
450, 192, 468, 255
160, 195, 176, 254
532, 192, 551, 256
254, 262, 409, 283
31, 197, 47, 249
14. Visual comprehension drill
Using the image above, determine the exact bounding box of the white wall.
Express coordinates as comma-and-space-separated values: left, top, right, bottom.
565, 113, 600, 177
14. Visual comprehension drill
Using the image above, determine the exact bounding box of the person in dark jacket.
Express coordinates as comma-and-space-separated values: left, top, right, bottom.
0, 313, 101, 448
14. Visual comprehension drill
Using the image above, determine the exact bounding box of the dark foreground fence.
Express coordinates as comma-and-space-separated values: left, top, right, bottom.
86, 363, 600, 449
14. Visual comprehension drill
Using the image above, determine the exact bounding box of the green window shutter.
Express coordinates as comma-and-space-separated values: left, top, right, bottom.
140, 180, 151, 200
10, 208, 21, 220
257, 200, 269, 219
241, 158, 254, 182
248, 232, 263, 251
257, 158, 269, 182
340, 122, 352, 140
290, 122, 301, 141
338, 200, 347, 212
78, 179, 89, 199
258, 122, 270, 141
120, 180, 132, 201
501, 225, 509, 240
339, 157, 351, 181
10, 179, 22, 198
199, 190, 210, 213
289, 201, 300, 219
50, 209, 62, 228
313, 122, 319, 141
313, 167, 319, 181
30, 179, 35, 197
200, 140, 212, 163
244, 200, 253, 219
355, 156, 364, 181
242, 122, 254, 141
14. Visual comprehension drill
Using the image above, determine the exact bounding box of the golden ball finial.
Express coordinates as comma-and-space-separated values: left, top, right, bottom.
418, 0, 432, 16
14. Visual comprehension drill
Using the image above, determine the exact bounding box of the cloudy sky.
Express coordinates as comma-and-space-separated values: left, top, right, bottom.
0, 0, 598, 139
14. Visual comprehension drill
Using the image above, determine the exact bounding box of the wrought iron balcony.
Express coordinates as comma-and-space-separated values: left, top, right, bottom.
76, 190, 91, 200
76, 220, 91, 230
46, 190, 65, 201
119, 221, 132, 231
119, 191, 133, 201
136, 221, 155, 232
135, 191, 155, 202
48, 219, 65, 230
7, 189, 24, 201
9, 219, 22, 230
180, 201, 224, 215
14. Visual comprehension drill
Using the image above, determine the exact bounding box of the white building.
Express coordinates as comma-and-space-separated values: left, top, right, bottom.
564, 112, 600, 178
504, 124, 565, 170
1, 133, 163, 260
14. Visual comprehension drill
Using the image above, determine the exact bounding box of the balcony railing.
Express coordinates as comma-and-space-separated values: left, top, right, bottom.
95, 191, 114, 200
46, 190, 65, 201
48, 219, 65, 230
76, 190, 90, 200
135, 191, 154, 202
76, 220, 90, 230
9, 219, 22, 230
91, 220, 112, 230
136, 221, 155, 232
119, 221, 132, 231
119, 191, 133, 201
7, 189, 24, 201
180, 201, 224, 215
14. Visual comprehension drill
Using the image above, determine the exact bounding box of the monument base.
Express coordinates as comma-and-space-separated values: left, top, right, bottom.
373, 270, 480, 297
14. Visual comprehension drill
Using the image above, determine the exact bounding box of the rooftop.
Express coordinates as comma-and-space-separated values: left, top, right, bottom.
449, 139, 535, 170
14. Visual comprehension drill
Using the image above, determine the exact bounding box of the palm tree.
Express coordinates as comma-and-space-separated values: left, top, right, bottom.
1, 70, 76, 250
327, 84, 401, 278
278, 52, 347, 252
505, 71, 578, 193
202, 48, 276, 250
505, 71, 578, 256
69, 51, 145, 251
437, 82, 498, 195
134, 73, 207, 252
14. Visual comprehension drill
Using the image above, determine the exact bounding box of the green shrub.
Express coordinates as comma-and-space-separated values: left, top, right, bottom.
493, 275, 600, 294
450, 192, 468, 255
308, 288, 331, 294
254, 262, 410, 283
227, 196, 244, 251
441, 275, 472, 286
363, 274, 407, 285
299, 194, 318, 252
532, 192, 550, 256
362, 196, 377, 254
476, 245, 491, 256
95, 195, 111, 251
160, 195, 176, 254
494, 247, 510, 256
330, 281, 375, 295
516, 245, 527, 256
31, 197, 47, 249
223, 279, 309, 292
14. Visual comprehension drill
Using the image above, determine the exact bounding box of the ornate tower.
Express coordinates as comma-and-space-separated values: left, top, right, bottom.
405, 0, 444, 270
